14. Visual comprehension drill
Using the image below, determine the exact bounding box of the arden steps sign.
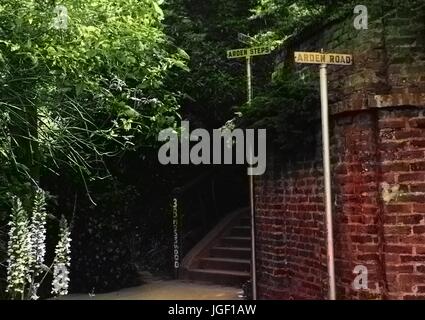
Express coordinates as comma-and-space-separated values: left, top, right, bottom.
227, 46, 271, 59
294, 51, 353, 65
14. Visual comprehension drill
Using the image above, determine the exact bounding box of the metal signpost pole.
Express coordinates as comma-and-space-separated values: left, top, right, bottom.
294, 50, 352, 300
246, 55, 253, 103
246, 55, 257, 301
319, 63, 336, 300
227, 45, 271, 300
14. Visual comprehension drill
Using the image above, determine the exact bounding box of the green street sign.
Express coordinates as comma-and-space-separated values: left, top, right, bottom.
227, 46, 271, 59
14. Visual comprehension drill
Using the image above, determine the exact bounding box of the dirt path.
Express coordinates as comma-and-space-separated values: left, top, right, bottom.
62, 280, 243, 300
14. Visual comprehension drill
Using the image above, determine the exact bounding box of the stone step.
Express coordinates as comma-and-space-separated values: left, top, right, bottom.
210, 246, 251, 260
220, 236, 251, 247
230, 226, 251, 237
199, 257, 251, 272
185, 268, 250, 286
239, 217, 251, 227
180, 208, 253, 287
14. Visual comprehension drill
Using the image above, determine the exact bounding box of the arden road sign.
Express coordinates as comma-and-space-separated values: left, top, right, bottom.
294, 51, 353, 65
227, 46, 271, 59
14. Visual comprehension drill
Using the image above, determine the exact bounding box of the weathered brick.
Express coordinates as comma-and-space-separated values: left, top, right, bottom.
396, 214, 425, 225
398, 193, 425, 203
400, 255, 425, 263
409, 118, 425, 128
398, 173, 425, 182
379, 119, 406, 129
416, 246, 425, 254
411, 139, 425, 148
395, 130, 423, 139
382, 162, 410, 172
413, 204, 425, 213
410, 184, 425, 193
387, 264, 415, 273
386, 204, 412, 214
417, 286, 425, 293
386, 245, 413, 254
384, 225, 412, 235
413, 226, 425, 234
410, 161, 425, 171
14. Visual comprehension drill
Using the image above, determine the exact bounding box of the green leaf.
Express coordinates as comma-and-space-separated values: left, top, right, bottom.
10, 44, 20, 52
152, 1, 164, 20
46, 47, 56, 56
177, 48, 190, 60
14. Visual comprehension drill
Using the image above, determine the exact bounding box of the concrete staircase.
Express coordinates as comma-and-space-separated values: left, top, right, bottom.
181, 208, 251, 287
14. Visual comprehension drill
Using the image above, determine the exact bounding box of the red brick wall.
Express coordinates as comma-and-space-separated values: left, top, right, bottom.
379, 109, 425, 299
255, 158, 327, 299
255, 1, 425, 300
332, 111, 386, 299
254, 108, 425, 300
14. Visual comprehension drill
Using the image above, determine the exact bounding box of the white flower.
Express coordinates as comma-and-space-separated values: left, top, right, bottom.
51, 216, 72, 296
6, 197, 32, 297
52, 263, 70, 296
30, 282, 40, 300
29, 189, 47, 275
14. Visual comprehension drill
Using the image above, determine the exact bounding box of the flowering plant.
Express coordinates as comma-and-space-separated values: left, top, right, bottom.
6, 188, 72, 300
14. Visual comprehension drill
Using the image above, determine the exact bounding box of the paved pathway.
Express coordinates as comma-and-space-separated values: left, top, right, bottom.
62, 279, 242, 300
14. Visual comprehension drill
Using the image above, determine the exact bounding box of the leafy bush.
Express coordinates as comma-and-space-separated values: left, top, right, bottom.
239, 70, 319, 154
0, 0, 188, 197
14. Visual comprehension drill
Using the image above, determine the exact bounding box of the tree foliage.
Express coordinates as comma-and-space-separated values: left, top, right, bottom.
164, 0, 258, 128
0, 0, 188, 208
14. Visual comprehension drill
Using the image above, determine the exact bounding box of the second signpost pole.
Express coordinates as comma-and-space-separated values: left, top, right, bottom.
227, 44, 271, 301
246, 55, 257, 300
246, 55, 253, 103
